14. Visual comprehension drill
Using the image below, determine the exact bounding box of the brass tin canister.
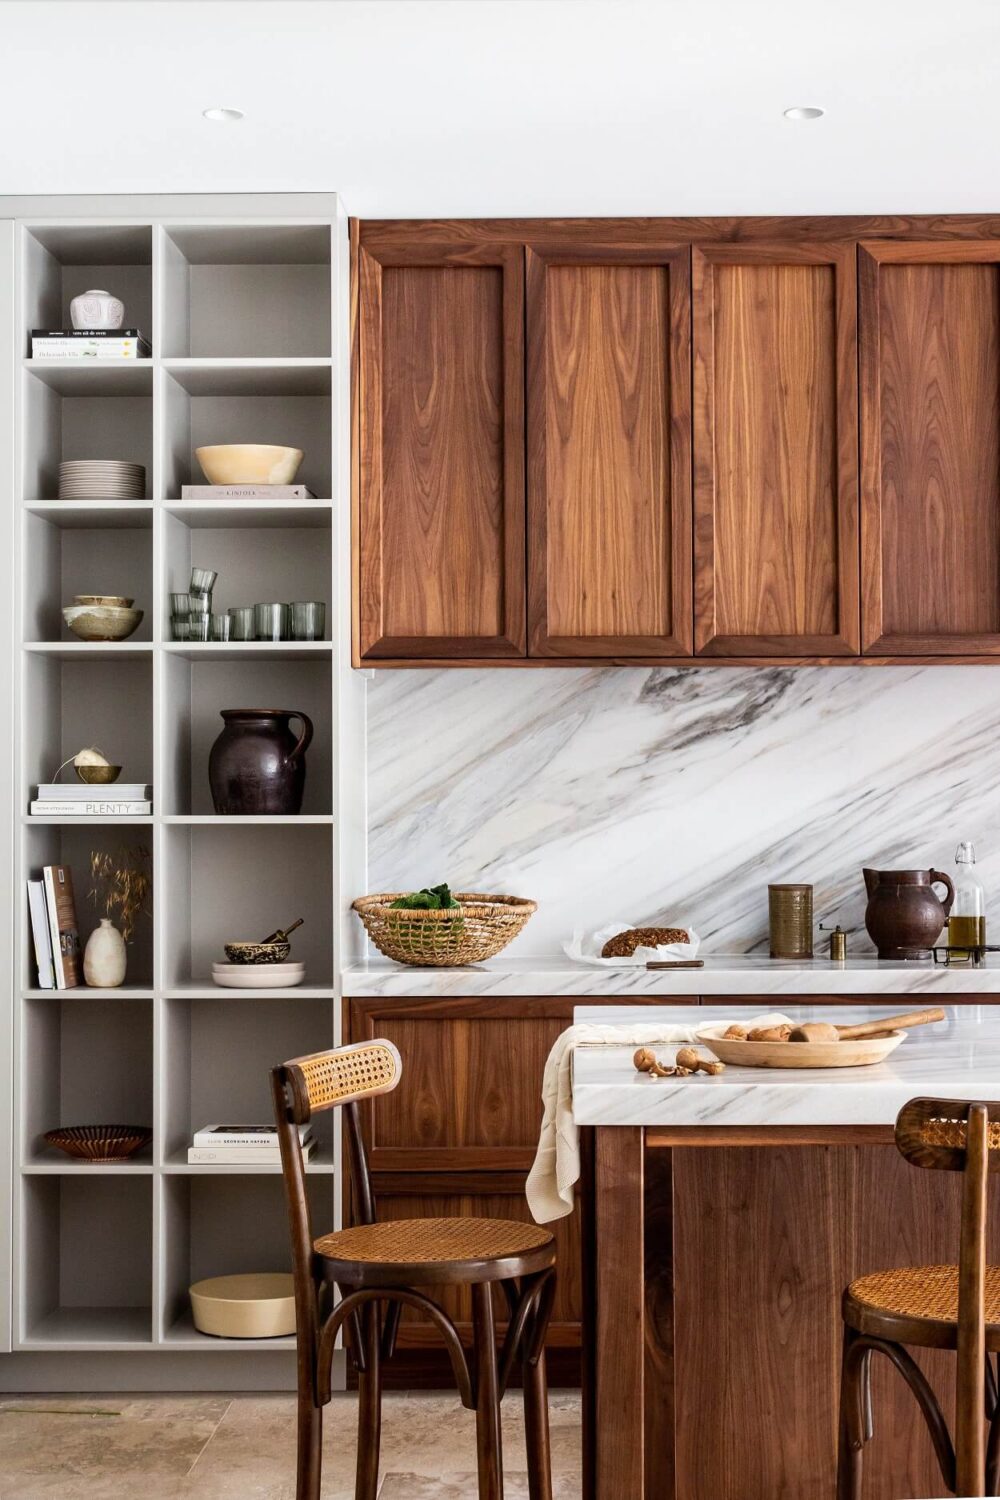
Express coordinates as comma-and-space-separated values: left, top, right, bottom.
768, 883, 814, 959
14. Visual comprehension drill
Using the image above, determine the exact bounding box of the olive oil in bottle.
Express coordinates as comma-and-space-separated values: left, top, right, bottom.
948, 841, 986, 951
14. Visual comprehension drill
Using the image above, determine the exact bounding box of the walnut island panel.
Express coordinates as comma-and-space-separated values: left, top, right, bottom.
573, 1004, 1000, 1500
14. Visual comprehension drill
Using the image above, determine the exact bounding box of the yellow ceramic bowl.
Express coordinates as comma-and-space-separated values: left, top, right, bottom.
189, 1272, 296, 1338
195, 444, 303, 485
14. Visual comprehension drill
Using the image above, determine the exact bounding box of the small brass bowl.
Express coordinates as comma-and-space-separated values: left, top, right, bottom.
75, 765, 122, 785
224, 940, 291, 965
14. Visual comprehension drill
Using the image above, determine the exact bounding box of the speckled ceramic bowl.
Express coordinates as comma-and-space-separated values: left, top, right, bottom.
223, 940, 291, 965
63, 604, 143, 642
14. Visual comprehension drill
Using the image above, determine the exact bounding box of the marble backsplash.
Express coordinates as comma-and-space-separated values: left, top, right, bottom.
366, 666, 1000, 957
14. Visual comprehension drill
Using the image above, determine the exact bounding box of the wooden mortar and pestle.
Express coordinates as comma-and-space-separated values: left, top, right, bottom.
787, 1006, 946, 1043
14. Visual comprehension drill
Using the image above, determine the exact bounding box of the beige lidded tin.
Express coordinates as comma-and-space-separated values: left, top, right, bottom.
769, 883, 814, 959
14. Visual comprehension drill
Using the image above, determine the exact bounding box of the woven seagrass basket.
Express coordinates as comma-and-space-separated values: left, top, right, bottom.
353, 893, 537, 967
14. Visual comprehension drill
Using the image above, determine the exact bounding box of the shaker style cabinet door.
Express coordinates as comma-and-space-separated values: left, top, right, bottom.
860, 241, 1000, 654
525, 245, 693, 656
692, 243, 860, 656
356, 241, 526, 660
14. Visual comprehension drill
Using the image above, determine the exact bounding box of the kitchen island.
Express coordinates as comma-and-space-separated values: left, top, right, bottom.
574, 1003, 1000, 1500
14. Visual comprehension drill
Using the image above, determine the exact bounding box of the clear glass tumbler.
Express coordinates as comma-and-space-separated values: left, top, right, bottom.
289, 602, 326, 641
254, 602, 289, 641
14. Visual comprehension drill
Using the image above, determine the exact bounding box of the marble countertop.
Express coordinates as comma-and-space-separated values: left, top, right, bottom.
341, 954, 1000, 998
570, 1003, 1000, 1126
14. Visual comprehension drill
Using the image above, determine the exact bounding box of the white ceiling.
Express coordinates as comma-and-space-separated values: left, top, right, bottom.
2, 0, 999, 218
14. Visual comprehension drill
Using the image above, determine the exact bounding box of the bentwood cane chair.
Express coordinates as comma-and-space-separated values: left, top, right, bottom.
838, 1096, 1000, 1498
271, 1041, 557, 1500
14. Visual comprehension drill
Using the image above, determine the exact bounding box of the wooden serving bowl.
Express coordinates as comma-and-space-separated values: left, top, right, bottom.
695, 1030, 907, 1069
43, 1125, 153, 1162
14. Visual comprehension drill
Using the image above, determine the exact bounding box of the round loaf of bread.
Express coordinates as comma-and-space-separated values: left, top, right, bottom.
601, 925, 689, 958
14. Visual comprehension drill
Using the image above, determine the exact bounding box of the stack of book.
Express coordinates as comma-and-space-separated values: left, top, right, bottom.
27, 865, 82, 989
31, 329, 151, 359
31, 782, 152, 817
187, 1124, 315, 1166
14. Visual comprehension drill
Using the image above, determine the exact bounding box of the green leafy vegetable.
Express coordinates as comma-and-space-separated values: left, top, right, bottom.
390, 883, 460, 910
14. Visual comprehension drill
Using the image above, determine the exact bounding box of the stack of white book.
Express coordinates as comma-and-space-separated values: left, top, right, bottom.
31, 782, 152, 817
31, 328, 151, 359
187, 1123, 315, 1165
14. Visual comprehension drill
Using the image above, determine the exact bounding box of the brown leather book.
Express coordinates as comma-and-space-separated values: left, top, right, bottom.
43, 865, 82, 989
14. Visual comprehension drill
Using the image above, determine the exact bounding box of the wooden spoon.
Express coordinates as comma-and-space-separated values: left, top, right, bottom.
788, 1007, 946, 1043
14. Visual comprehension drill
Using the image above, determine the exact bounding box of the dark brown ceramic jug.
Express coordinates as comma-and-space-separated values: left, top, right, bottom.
862, 867, 955, 959
208, 709, 313, 815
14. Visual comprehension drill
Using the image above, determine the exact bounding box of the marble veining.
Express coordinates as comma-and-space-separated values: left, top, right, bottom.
570, 1004, 1000, 1126
366, 666, 1000, 958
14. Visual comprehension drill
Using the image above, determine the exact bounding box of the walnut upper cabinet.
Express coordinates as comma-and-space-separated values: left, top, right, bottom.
692, 243, 860, 656
356, 241, 526, 659
525, 245, 693, 656
859, 241, 1000, 654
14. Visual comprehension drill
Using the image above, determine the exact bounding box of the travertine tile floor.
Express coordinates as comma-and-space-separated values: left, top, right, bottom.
0, 1390, 582, 1499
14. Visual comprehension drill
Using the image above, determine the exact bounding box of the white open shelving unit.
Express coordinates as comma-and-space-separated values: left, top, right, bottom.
5, 194, 364, 1387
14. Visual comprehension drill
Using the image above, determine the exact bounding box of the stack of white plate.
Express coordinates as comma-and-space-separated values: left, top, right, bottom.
59, 460, 146, 499
211, 961, 305, 990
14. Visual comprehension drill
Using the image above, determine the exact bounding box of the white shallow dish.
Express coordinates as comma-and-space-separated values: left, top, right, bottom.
189, 1272, 295, 1338
211, 962, 305, 989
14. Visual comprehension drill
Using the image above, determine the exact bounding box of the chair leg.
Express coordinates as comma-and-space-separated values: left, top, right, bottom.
296, 1385, 323, 1500
522, 1274, 555, 1500
472, 1282, 503, 1500
523, 1345, 552, 1500
355, 1298, 383, 1500
837, 1326, 864, 1500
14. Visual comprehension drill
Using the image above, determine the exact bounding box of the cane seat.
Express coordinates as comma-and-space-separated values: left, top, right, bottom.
844, 1264, 1000, 1350
314, 1216, 555, 1287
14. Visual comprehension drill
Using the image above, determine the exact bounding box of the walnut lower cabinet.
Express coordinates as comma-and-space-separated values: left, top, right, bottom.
343, 994, 686, 1386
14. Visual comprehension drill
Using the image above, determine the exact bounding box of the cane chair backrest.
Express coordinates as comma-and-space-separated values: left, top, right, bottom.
894, 1096, 1000, 1493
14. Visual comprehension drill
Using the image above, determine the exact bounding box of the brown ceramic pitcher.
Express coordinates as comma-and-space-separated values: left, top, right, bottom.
862, 867, 955, 960
208, 709, 314, 815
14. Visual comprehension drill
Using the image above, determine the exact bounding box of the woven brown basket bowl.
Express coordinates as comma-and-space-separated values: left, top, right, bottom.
43, 1125, 153, 1163
353, 893, 537, 967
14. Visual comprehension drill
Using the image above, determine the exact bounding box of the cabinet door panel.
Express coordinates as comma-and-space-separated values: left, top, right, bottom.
357, 242, 525, 659
347, 996, 586, 1172
359, 1014, 563, 1169
526, 245, 692, 656
860, 240, 1000, 653
693, 243, 859, 656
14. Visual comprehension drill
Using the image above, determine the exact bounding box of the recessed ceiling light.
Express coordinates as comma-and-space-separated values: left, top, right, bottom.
203, 107, 244, 123
783, 105, 825, 121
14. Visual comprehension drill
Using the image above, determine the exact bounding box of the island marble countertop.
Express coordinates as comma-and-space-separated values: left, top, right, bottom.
341, 954, 1000, 998
570, 1003, 1000, 1126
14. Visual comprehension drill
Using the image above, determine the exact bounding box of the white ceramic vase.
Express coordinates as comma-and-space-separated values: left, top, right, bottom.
70, 289, 125, 330
84, 918, 127, 987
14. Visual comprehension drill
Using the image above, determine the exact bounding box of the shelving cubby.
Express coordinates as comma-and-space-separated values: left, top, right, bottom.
21, 993, 154, 1168
160, 821, 335, 990
23, 507, 153, 643
160, 994, 335, 1169
10, 199, 350, 1374
21, 1174, 154, 1348
159, 1172, 333, 1347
